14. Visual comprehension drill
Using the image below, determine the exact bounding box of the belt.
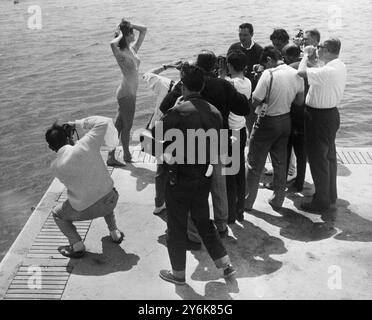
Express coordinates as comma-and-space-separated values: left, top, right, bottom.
265, 112, 290, 119
305, 105, 337, 111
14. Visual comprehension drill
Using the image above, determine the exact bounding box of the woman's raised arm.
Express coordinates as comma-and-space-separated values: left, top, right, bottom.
131, 23, 147, 53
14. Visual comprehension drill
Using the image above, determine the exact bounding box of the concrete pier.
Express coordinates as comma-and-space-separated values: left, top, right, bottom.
0, 146, 371, 300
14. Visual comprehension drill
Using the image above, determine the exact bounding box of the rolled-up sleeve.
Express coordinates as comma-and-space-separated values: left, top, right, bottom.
252, 70, 269, 102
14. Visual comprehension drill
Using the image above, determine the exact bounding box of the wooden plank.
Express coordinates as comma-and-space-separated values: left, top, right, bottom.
9, 284, 66, 290
336, 150, 347, 164
366, 151, 372, 164
13, 276, 69, 281
342, 151, 354, 164
137, 151, 146, 163
4, 293, 62, 299
26, 254, 67, 259
30, 245, 63, 249
15, 272, 69, 277
132, 149, 140, 161
33, 239, 69, 243
11, 281, 66, 285
18, 266, 71, 272
7, 289, 64, 294
336, 152, 343, 164
143, 152, 150, 164
357, 151, 368, 164
348, 151, 360, 164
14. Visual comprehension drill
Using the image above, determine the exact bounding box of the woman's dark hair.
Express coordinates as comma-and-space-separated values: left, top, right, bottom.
270, 28, 290, 42
227, 50, 247, 72
180, 63, 205, 92
259, 45, 283, 65
45, 122, 68, 152
196, 50, 217, 73
117, 18, 133, 50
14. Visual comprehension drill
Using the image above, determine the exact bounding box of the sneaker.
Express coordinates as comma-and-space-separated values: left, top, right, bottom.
57, 245, 85, 259
223, 264, 236, 278
236, 209, 244, 222
159, 270, 186, 285
153, 203, 166, 215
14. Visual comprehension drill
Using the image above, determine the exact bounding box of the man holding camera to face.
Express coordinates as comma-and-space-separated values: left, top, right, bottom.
45, 116, 124, 258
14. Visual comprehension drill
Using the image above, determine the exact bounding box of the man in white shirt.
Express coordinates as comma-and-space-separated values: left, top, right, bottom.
46, 116, 124, 258
142, 62, 202, 250
245, 46, 304, 211
298, 37, 347, 213
219, 50, 251, 223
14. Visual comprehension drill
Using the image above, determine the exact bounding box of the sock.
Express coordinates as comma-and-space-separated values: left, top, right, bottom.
72, 241, 85, 252
110, 229, 123, 241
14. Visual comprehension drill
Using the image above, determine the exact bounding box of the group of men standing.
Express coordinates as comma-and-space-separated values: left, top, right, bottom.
45, 22, 347, 286
146, 23, 346, 284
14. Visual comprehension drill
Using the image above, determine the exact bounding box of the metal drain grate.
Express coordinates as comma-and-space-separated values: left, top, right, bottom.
27, 216, 92, 259
4, 265, 72, 300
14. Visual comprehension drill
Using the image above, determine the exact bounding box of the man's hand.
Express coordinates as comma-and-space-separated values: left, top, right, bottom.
303, 45, 316, 57
66, 121, 76, 129
166, 60, 183, 70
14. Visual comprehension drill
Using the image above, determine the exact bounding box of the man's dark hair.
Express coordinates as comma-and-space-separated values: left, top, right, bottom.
196, 50, 217, 73
270, 28, 290, 42
283, 44, 301, 59
180, 63, 205, 92
324, 37, 341, 55
239, 23, 254, 35
227, 50, 247, 72
45, 122, 68, 152
259, 45, 283, 64
305, 29, 321, 44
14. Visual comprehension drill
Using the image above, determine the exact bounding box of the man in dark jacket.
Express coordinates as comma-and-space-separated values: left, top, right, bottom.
159, 50, 250, 237
227, 23, 263, 90
154, 64, 236, 285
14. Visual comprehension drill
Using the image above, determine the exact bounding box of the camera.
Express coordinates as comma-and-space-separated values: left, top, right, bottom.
251, 64, 265, 81
292, 29, 305, 49
62, 123, 78, 145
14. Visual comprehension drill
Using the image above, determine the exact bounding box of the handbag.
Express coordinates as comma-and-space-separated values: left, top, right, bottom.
253, 70, 274, 131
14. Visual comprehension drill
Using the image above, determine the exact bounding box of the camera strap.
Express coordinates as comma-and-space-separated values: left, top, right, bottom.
258, 69, 274, 118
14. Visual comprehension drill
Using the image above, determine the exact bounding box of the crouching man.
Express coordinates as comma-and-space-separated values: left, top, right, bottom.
45, 116, 124, 258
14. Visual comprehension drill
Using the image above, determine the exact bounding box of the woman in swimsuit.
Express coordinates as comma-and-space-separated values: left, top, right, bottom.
107, 19, 147, 166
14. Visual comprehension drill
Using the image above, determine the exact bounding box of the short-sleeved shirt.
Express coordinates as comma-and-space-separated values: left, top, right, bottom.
306, 59, 347, 109
142, 72, 174, 129
225, 76, 252, 130
253, 64, 304, 116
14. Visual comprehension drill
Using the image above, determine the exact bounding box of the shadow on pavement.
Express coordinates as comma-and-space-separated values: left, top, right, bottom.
157, 216, 285, 299
69, 236, 140, 276
119, 163, 155, 192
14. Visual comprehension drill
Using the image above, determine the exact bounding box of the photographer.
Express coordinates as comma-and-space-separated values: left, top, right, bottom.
46, 116, 124, 258
245, 46, 304, 212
